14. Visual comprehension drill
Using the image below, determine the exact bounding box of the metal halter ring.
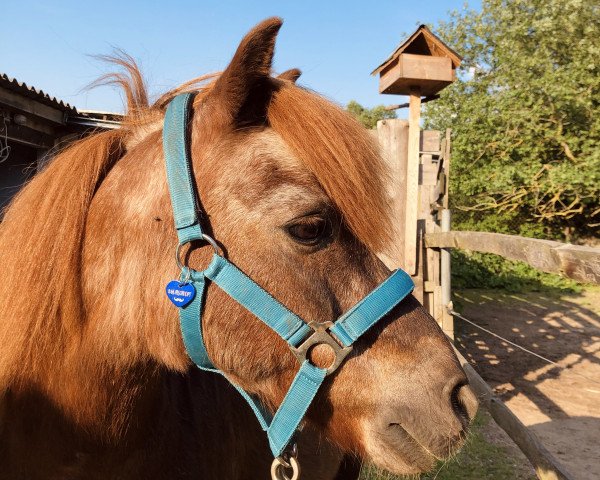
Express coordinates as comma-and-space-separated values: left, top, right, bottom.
270, 444, 300, 480
175, 234, 221, 284
292, 321, 353, 376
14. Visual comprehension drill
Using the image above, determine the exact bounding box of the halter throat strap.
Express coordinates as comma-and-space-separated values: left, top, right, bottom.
163, 92, 414, 459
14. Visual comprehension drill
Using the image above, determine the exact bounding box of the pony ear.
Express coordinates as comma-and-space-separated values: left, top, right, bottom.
208, 17, 282, 127
277, 68, 302, 83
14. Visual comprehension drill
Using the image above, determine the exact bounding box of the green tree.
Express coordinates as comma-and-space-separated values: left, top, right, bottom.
347, 100, 397, 129
424, 0, 600, 240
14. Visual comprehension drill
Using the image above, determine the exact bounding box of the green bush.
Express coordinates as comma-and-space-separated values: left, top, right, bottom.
424, 0, 600, 240
346, 100, 396, 129
451, 250, 582, 293
452, 210, 548, 239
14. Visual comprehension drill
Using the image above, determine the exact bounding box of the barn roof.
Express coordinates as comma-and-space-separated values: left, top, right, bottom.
0, 73, 77, 113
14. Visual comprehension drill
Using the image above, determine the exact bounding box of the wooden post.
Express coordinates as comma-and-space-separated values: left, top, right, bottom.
441, 208, 453, 338
405, 86, 421, 275
375, 119, 409, 270
443, 128, 451, 209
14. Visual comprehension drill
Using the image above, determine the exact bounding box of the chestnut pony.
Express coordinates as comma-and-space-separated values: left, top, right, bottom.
0, 18, 477, 480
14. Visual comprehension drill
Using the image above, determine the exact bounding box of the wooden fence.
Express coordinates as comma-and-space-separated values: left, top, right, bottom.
425, 227, 600, 480
425, 230, 600, 284
375, 120, 454, 336
374, 119, 600, 480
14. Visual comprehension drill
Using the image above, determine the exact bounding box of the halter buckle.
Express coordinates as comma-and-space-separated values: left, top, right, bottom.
291, 321, 353, 376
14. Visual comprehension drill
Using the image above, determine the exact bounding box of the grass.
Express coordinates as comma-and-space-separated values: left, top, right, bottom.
359, 411, 535, 480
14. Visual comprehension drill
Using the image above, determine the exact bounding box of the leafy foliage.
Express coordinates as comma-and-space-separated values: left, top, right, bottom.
424, 0, 600, 240
346, 100, 397, 129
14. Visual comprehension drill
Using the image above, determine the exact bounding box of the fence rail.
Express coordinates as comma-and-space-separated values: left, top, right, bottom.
423, 224, 600, 479
425, 230, 600, 284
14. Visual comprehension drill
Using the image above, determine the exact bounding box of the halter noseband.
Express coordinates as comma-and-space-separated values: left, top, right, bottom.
163, 93, 414, 472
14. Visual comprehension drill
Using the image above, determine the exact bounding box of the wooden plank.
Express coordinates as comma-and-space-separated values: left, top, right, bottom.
425, 231, 600, 284
378, 55, 454, 96
413, 219, 425, 303
380, 77, 453, 97
440, 211, 451, 305
430, 142, 445, 209
440, 210, 452, 337
415, 153, 428, 305
420, 151, 439, 319
453, 347, 574, 480
405, 87, 421, 275
420, 158, 438, 186
6, 123, 54, 149
430, 172, 445, 206
375, 119, 409, 270
378, 57, 400, 93
420, 130, 441, 153
401, 54, 453, 82
422, 216, 434, 312
442, 129, 451, 209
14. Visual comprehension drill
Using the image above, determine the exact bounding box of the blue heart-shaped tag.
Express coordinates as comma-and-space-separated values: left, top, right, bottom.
165, 280, 196, 308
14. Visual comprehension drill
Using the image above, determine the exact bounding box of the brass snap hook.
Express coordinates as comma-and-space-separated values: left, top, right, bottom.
270, 444, 300, 480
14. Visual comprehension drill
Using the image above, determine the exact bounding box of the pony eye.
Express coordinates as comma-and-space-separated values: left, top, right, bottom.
286, 217, 331, 245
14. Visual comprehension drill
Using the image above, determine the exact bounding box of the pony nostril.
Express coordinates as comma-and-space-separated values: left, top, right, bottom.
450, 382, 473, 429
450, 386, 469, 427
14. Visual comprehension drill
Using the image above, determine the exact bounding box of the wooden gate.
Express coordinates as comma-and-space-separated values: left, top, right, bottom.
374, 120, 454, 337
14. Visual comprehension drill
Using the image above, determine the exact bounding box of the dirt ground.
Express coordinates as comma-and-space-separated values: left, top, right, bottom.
455, 286, 600, 480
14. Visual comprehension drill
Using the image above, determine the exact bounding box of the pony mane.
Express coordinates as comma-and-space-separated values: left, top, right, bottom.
0, 130, 125, 384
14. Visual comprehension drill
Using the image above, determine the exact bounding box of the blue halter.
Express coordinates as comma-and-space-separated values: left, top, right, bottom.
163, 93, 414, 462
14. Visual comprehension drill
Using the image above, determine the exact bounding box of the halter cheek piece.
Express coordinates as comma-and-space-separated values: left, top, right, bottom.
163, 93, 414, 472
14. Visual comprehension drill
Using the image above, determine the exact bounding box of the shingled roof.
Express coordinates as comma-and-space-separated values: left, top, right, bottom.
371, 25, 462, 76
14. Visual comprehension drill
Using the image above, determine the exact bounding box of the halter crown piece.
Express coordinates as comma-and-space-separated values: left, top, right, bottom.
163, 93, 414, 479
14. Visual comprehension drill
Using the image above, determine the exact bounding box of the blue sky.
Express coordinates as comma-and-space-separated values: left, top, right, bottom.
2, 1, 479, 114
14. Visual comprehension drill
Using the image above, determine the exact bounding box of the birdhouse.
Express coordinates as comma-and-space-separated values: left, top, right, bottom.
371, 25, 461, 96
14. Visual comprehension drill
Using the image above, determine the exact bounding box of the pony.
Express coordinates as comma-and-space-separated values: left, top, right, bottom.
0, 18, 477, 479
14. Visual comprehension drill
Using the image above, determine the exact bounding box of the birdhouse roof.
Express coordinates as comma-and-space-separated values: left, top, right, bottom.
371, 25, 462, 76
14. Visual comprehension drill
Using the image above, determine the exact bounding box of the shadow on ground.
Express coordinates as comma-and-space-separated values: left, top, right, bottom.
455, 287, 600, 480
